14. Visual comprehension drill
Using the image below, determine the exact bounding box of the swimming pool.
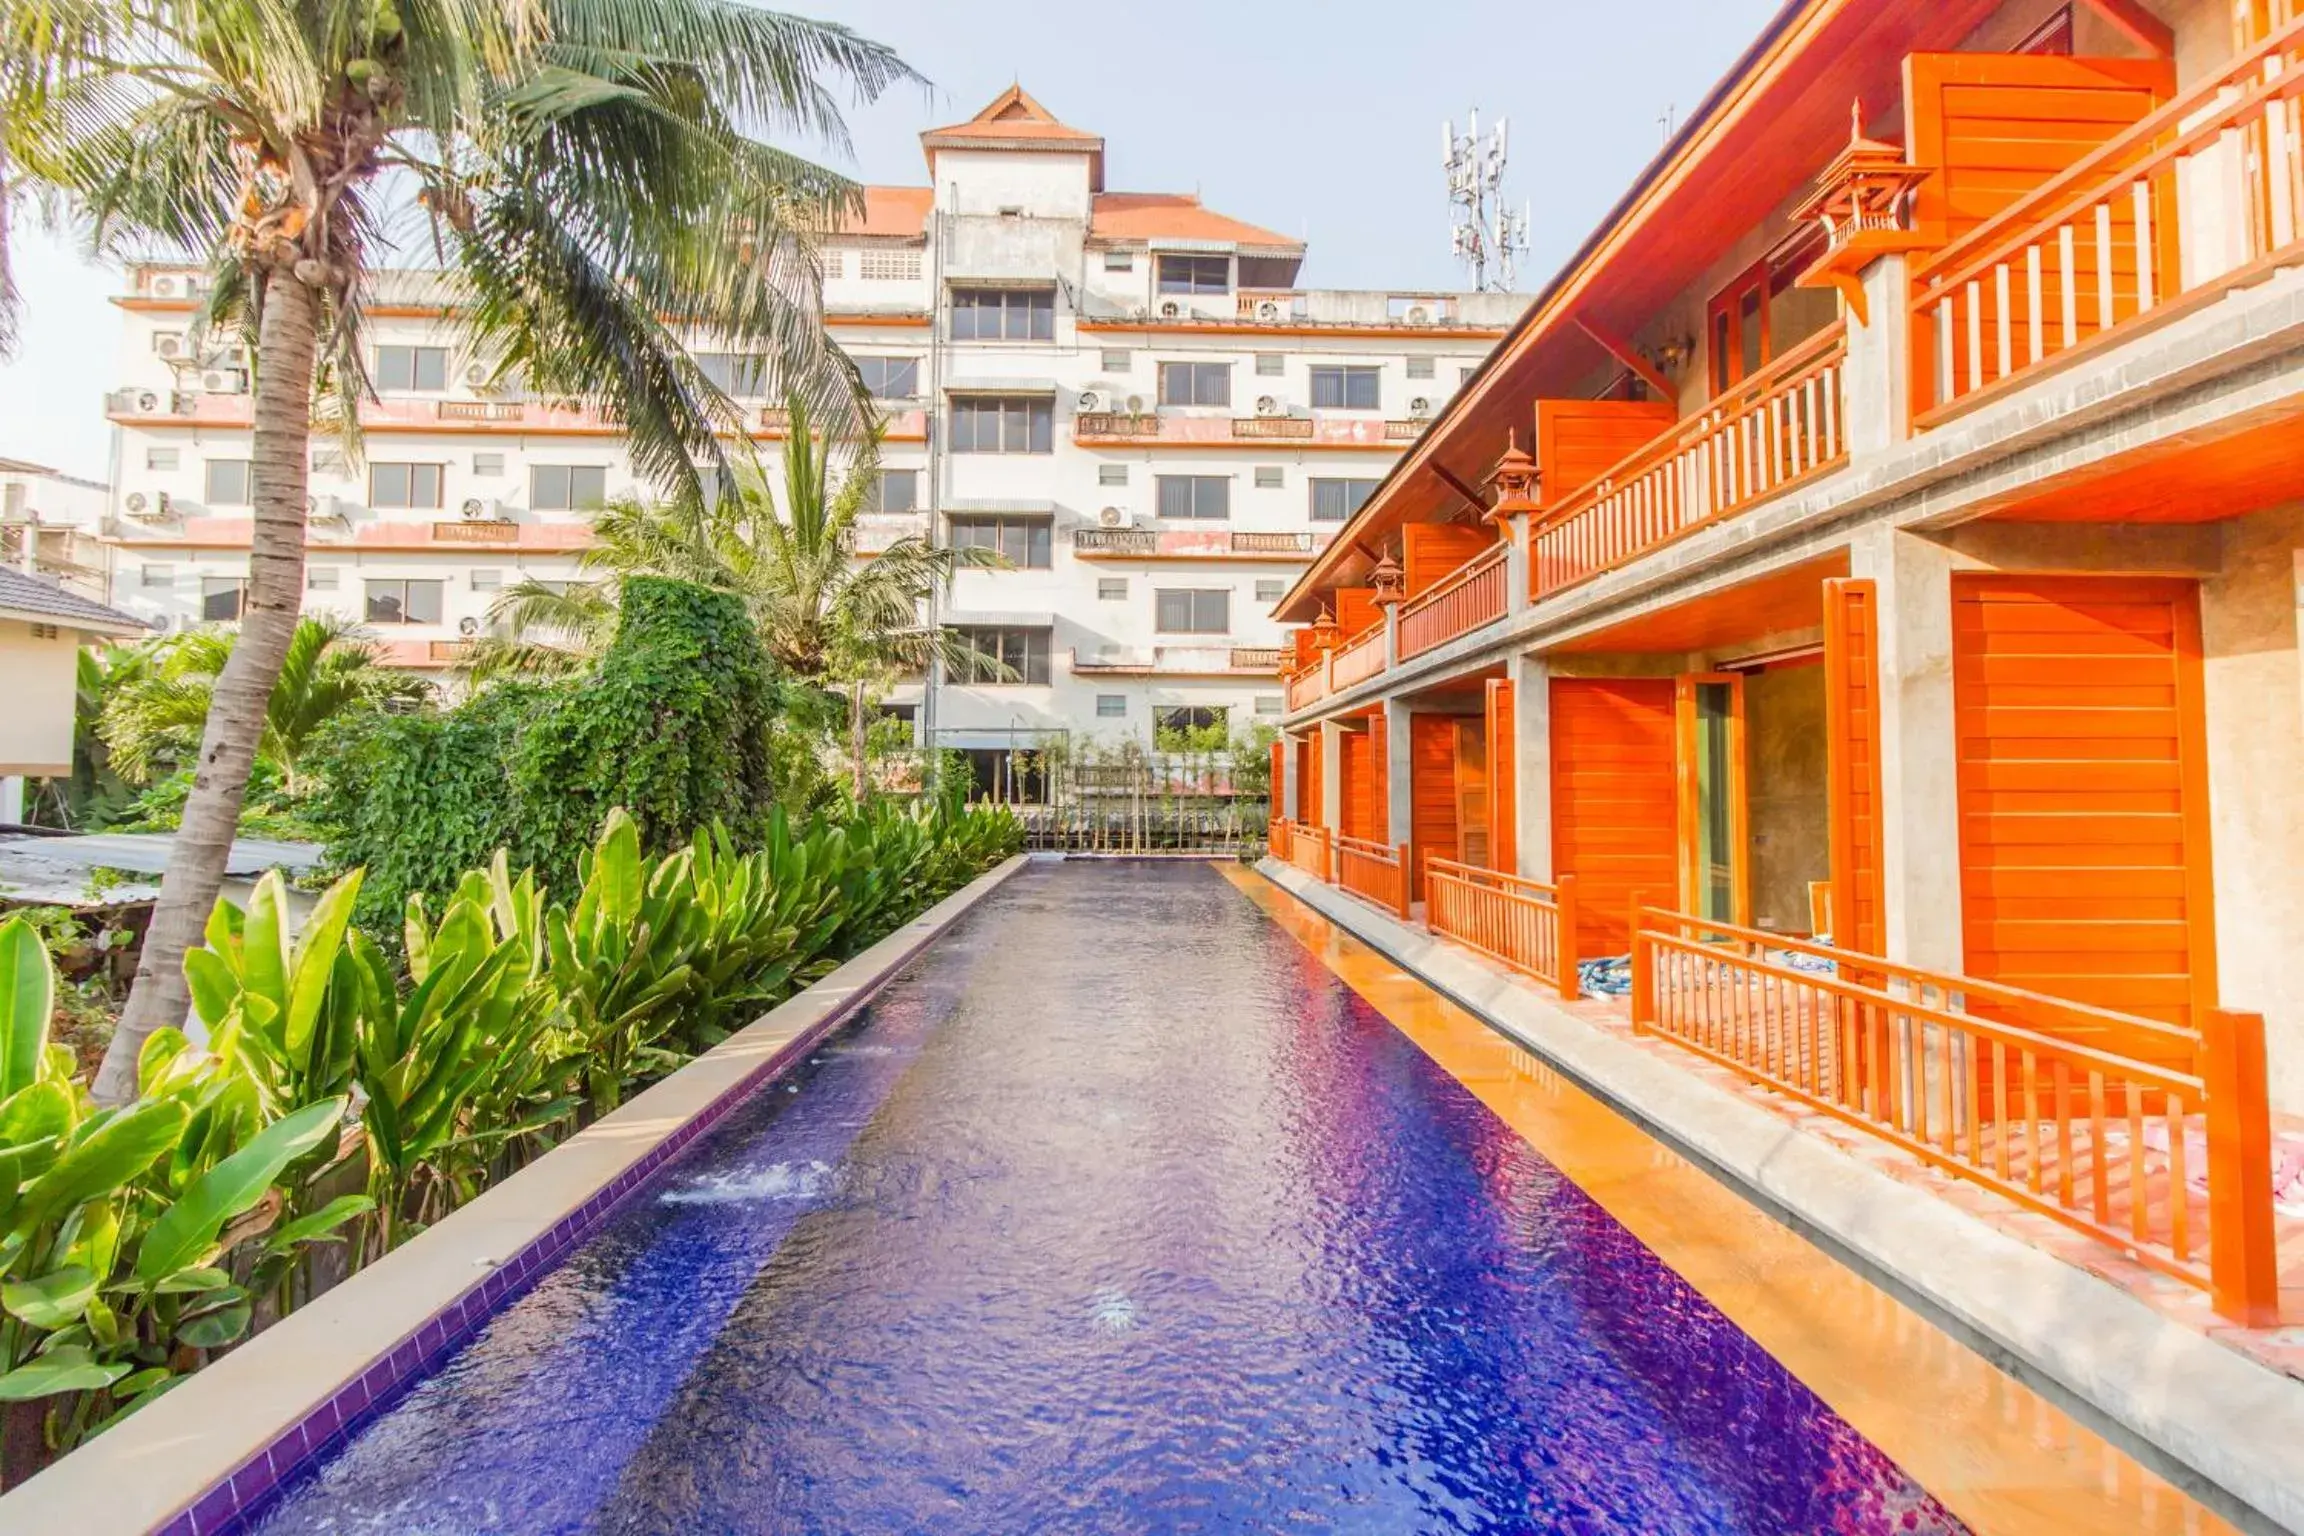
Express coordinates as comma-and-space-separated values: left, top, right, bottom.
236, 860, 1962, 1534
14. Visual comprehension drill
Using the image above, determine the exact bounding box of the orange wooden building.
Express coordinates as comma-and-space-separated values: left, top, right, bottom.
1270, 0, 2301, 1325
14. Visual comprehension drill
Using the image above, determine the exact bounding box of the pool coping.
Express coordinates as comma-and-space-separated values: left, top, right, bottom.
1253, 858, 2304, 1536
0, 852, 1029, 1536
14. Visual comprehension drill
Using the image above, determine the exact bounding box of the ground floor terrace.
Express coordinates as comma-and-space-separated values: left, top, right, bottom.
10, 857, 2294, 1534
1272, 504, 2304, 1349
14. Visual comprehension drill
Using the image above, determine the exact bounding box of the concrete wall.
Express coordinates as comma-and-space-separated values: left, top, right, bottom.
1743, 661, 1831, 934
2198, 504, 2304, 1112
0, 620, 79, 776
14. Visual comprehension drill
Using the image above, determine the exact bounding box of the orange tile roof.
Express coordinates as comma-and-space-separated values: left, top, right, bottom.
1089, 192, 1301, 253
836, 186, 932, 241
921, 85, 1105, 187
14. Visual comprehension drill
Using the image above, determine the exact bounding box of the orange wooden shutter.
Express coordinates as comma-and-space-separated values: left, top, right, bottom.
1823, 578, 1887, 955
1339, 726, 1375, 842
1408, 714, 1460, 889
1951, 575, 2216, 1042
1550, 678, 1678, 955
1369, 709, 1391, 842
1532, 399, 1678, 508
1402, 523, 1495, 596
1299, 733, 1323, 830
1486, 678, 1517, 874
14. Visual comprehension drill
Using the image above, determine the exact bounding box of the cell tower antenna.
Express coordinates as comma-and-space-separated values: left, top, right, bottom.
1443, 107, 1528, 292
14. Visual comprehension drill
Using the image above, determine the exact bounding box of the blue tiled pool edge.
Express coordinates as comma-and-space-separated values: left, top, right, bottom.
154, 854, 1029, 1536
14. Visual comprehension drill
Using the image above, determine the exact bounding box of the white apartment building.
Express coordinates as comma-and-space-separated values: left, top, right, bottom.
0, 457, 111, 601
95, 87, 1525, 778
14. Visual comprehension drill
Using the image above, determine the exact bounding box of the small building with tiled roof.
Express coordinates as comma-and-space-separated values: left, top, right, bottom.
0, 566, 149, 781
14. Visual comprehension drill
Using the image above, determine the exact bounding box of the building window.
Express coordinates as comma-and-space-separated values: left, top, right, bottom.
1097, 577, 1128, 601
472, 452, 505, 476
204, 459, 251, 506
139, 564, 174, 588
1156, 254, 1230, 295
854, 356, 921, 399
1406, 355, 1436, 379
1096, 694, 1128, 718
146, 447, 179, 471
1309, 365, 1381, 410
369, 462, 444, 510
1100, 349, 1131, 373
949, 288, 1054, 342
532, 464, 609, 510
950, 396, 1053, 454
470, 568, 503, 591
200, 576, 247, 622
1155, 705, 1229, 748
949, 514, 1052, 569
1155, 475, 1229, 521
310, 448, 347, 475
1155, 588, 1230, 635
1460, 365, 1479, 386
1253, 465, 1284, 490
374, 345, 448, 392
306, 567, 340, 592
863, 469, 919, 514
1097, 464, 1129, 487
1254, 353, 1285, 377
1157, 361, 1231, 407
365, 578, 445, 625
695, 353, 770, 396
1102, 250, 1134, 272
859, 248, 922, 282
1254, 578, 1286, 603
951, 625, 1050, 685
1311, 477, 1382, 523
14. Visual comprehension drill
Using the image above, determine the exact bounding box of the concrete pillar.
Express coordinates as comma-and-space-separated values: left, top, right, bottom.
1843, 254, 1913, 460
1851, 524, 1964, 971
1509, 652, 1552, 879
1278, 733, 1300, 821
0, 776, 23, 826
1503, 515, 1531, 617
1318, 720, 1344, 831
1382, 698, 1413, 853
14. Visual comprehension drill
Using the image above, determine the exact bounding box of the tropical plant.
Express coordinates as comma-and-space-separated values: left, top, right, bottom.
480, 398, 1004, 793
1, 1, 918, 1104
99, 616, 425, 795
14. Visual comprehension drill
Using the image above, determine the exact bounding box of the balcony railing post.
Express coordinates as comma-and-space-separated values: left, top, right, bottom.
2204, 1008, 2280, 1326
1394, 841, 1413, 920
1503, 514, 1531, 617
1626, 890, 1651, 1034
1554, 873, 1580, 1001
1322, 825, 1336, 885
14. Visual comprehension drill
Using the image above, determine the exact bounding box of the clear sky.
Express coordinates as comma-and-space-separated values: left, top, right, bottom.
0, 0, 1780, 482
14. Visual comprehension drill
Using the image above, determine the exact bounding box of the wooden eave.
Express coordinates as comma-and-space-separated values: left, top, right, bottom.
1274, 0, 2004, 622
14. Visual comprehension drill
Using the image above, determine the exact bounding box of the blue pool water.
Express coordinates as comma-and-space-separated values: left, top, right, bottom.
241, 861, 1962, 1534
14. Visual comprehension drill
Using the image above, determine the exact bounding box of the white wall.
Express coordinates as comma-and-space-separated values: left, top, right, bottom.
0, 620, 80, 775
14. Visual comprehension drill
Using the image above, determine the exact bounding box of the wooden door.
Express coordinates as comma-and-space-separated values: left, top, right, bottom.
1675, 673, 1750, 927
1455, 719, 1490, 869
1951, 575, 2216, 1042
1409, 714, 1460, 892
1338, 726, 1375, 842
1300, 732, 1323, 830
1551, 678, 1678, 954
1823, 578, 1886, 954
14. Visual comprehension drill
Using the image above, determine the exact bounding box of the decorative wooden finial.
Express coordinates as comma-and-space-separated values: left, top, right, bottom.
1485, 430, 1541, 523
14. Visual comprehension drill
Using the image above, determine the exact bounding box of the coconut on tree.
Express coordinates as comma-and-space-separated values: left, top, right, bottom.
0, 0, 917, 1101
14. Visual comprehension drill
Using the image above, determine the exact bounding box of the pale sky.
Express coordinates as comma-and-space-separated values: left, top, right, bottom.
0, 0, 1779, 483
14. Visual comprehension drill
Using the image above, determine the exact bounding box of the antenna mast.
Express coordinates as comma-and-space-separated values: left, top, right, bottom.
1442, 107, 1529, 292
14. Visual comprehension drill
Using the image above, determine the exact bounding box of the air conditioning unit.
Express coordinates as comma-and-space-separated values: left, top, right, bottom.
1255, 395, 1285, 417
307, 494, 348, 523
153, 332, 188, 360
132, 389, 163, 414
458, 616, 482, 637
460, 497, 489, 519
463, 362, 494, 389
1409, 397, 1433, 417
199, 368, 248, 394
1124, 395, 1145, 414
1254, 300, 1283, 321
1097, 506, 1131, 528
1159, 301, 1182, 319
124, 491, 173, 521
151, 275, 183, 299
1077, 390, 1104, 412
1405, 305, 1433, 326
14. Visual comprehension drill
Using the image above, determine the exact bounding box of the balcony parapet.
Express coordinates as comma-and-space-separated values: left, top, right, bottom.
1072, 412, 1412, 450
1072, 527, 1325, 560
1070, 645, 1281, 677
105, 390, 928, 442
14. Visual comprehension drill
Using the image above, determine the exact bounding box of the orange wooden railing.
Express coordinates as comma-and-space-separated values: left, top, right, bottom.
1285, 820, 1333, 883
1335, 834, 1413, 919
1913, 18, 2304, 423
1426, 861, 1580, 1000
1627, 903, 2278, 1323
1284, 662, 1329, 713
1329, 621, 1389, 690
1267, 816, 1288, 861
1530, 323, 1847, 600
1398, 543, 1509, 659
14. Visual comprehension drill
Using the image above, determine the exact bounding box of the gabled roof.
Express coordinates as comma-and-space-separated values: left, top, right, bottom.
835, 186, 933, 241
0, 566, 150, 636
922, 86, 1105, 190
1089, 193, 1302, 256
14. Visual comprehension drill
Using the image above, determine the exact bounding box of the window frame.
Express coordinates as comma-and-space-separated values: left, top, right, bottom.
374, 344, 449, 393
950, 625, 1051, 686
948, 287, 1056, 342
1308, 364, 1382, 411
203, 459, 252, 507
1154, 474, 1230, 522
1155, 254, 1231, 295
199, 575, 248, 622
368, 461, 445, 511
1310, 477, 1382, 524
947, 513, 1053, 569
949, 396, 1054, 455
863, 468, 920, 514
363, 577, 446, 626
854, 355, 922, 400
1156, 361, 1231, 408
1153, 587, 1231, 636
531, 464, 609, 511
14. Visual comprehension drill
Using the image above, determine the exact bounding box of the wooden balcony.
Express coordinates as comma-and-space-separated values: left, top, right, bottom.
1285, 664, 1329, 713
431, 518, 521, 544
1398, 543, 1509, 659
1530, 323, 1847, 600
1230, 415, 1315, 440
1328, 621, 1388, 690
1071, 411, 1411, 450
1074, 411, 1161, 437
435, 400, 524, 422
1913, 20, 2304, 424
1071, 527, 1325, 560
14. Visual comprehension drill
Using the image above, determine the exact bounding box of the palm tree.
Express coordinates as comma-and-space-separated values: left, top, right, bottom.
101, 615, 425, 796
483, 398, 1000, 794
0, 1, 916, 1100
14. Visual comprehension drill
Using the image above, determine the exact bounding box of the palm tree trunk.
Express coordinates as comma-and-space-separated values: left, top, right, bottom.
850, 679, 868, 801
96, 270, 318, 1103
